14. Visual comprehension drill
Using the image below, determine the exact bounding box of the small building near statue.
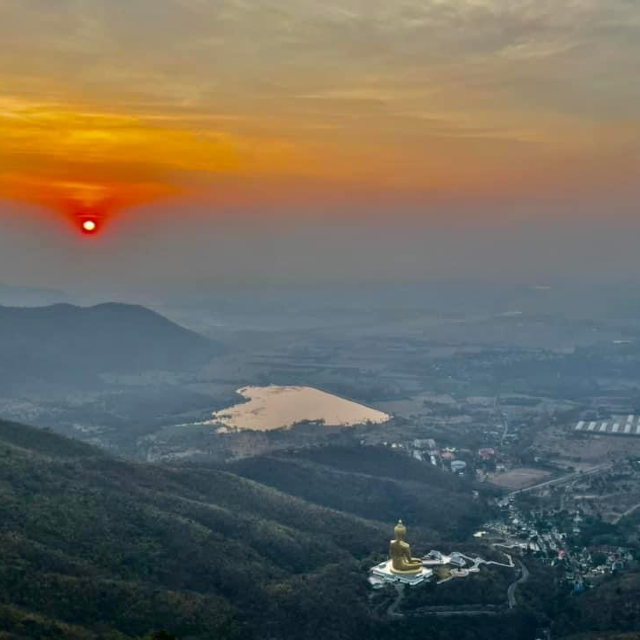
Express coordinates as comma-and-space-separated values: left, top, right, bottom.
423, 550, 446, 566
451, 460, 467, 474
368, 520, 433, 587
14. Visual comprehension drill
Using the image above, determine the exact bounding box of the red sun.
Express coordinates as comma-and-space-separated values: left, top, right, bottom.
81, 218, 98, 234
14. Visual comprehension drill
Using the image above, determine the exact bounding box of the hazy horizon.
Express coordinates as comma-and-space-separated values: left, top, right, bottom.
2, 197, 640, 297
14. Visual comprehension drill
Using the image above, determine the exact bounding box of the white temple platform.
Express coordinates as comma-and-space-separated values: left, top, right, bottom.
370, 560, 433, 586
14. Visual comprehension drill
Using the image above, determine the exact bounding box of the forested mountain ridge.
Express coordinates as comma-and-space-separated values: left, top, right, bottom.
0, 419, 393, 639
0, 303, 222, 388
227, 445, 493, 540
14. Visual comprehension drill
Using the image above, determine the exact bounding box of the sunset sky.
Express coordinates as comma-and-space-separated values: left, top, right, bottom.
1, 0, 639, 290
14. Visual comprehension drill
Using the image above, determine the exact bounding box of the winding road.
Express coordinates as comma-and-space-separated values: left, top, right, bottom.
507, 561, 530, 608
384, 554, 527, 618
387, 584, 405, 618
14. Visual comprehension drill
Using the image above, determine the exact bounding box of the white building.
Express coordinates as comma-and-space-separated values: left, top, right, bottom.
413, 438, 437, 450
423, 550, 448, 566
451, 460, 467, 473
450, 552, 467, 566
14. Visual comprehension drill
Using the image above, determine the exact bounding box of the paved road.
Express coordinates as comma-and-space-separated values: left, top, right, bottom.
509, 463, 613, 497
613, 501, 640, 524
422, 609, 504, 617
393, 553, 522, 618
507, 561, 529, 608
496, 396, 509, 446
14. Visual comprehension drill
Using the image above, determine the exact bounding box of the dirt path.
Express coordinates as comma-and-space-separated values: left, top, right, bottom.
387, 584, 405, 618
613, 501, 640, 524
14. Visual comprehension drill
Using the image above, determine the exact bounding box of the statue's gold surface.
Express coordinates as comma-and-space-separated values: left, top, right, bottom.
389, 520, 423, 575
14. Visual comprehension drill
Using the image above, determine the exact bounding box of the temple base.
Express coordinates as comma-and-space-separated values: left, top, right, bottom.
370, 560, 433, 586
390, 564, 423, 576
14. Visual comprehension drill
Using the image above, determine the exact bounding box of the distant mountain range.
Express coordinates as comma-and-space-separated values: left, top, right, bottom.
0, 302, 223, 388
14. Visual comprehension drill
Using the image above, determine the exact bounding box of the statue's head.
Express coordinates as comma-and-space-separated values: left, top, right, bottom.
394, 519, 406, 541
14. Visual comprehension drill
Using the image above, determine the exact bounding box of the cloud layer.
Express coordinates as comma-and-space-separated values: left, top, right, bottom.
1, 0, 639, 219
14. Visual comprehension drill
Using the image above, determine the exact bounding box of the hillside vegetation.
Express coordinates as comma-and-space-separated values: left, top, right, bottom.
0, 419, 397, 639
554, 571, 640, 638
227, 445, 492, 540
0, 420, 553, 640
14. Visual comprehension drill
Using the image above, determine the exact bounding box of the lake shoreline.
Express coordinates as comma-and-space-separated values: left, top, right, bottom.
202, 384, 392, 433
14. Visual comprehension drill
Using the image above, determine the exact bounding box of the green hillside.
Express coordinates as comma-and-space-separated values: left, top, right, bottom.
0, 420, 555, 640
0, 419, 387, 639
227, 445, 491, 540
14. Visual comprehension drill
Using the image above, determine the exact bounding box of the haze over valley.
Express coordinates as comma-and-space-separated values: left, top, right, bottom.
3, 279, 640, 640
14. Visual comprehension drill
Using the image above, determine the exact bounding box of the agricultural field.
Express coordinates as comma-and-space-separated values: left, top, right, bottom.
533, 425, 640, 469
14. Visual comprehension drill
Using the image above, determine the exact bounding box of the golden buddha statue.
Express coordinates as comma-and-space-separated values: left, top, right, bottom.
389, 520, 423, 575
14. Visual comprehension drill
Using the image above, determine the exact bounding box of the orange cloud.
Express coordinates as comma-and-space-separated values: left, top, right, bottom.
1, 92, 639, 231
0, 99, 242, 226
0, 171, 181, 227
